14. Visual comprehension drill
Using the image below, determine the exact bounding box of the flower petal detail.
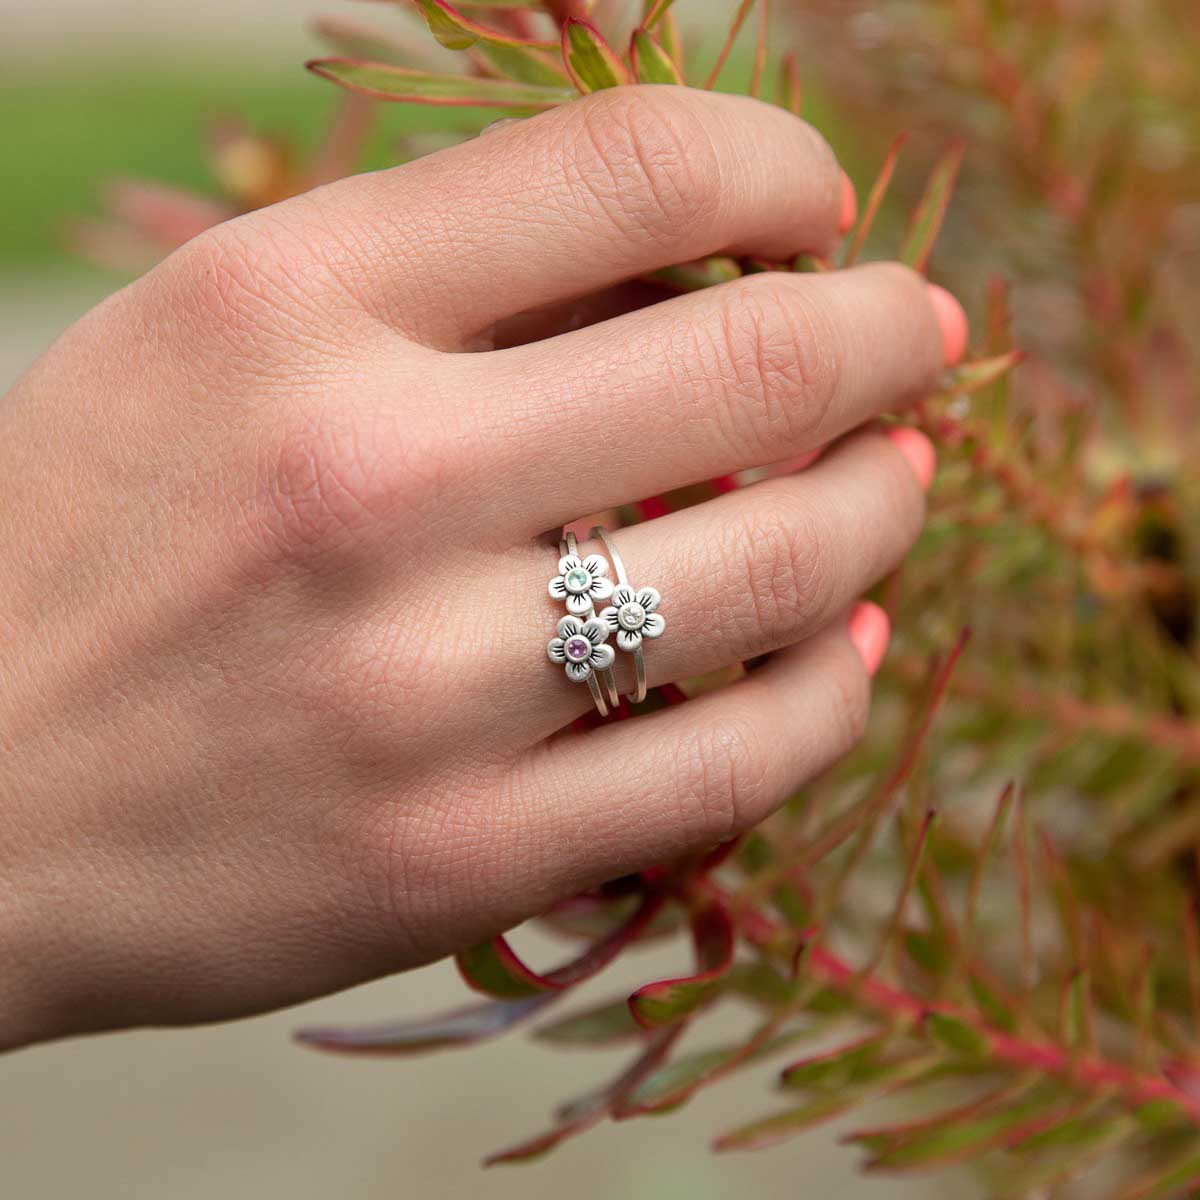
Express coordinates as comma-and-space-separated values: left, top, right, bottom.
601, 606, 621, 631
558, 554, 583, 575
582, 618, 608, 645
565, 592, 593, 616
581, 554, 609, 578
612, 584, 636, 607
557, 615, 585, 638
617, 628, 643, 653
547, 638, 567, 663
635, 587, 661, 613
641, 612, 666, 639
565, 660, 592, 683
590, 643, 616, 670
548, 576, 568, 600
589, 575, 615, 601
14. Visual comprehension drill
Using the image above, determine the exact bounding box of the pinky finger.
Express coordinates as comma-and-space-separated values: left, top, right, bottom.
517, 612, 884, 896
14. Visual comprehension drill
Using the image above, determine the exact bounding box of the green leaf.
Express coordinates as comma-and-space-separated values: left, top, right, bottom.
776, 51, 801, 117
414, 0, 557, 51
562, 18, 629, 93
865, 1091, 1057, 1170
628, 898, 734, 1027
904, 929, 951, 973
649, 256, 742, 291
293, 993, 556, 1055
1110, 1147, 1200, 1200
306, 59, 574, 108
642, 0, 677, 28
726, 961, 797, 1006
780, 1031, 892, 1089
967, 970, 1018, 1034
533, 999, 643, 1046
621, 1032, 804, 1115
457, 937, 557, 999
925, 1011, 990, 1058
943, 351, 1022, 395
630, 28, 683, 85
899, 142, 964, 273
311, 17, 426, 66
714, 1094, 858, 1152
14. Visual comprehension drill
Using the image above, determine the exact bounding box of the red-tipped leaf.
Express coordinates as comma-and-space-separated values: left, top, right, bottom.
628, 896, 735, 1027
561, 18, 629, 93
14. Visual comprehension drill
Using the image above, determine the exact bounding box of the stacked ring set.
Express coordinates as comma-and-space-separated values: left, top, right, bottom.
546, 528, 666, 717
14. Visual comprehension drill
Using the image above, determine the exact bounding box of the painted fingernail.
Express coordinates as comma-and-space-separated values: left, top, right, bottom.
838, 171, 858, 235
885, 426, 937, 491
925, 282, 969, 366
848, 602, 891, 677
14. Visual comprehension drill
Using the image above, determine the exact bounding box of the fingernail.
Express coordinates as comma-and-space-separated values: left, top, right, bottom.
925, 282, 969, 366
838, 171, 858, 235
885, 426, 937, 491
848, 602, 891, 677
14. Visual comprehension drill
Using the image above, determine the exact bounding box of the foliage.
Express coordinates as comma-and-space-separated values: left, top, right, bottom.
78, 0, 1200, 1194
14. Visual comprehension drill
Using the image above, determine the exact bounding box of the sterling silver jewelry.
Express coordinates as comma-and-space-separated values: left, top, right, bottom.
591, 526, 665, 704
547, 614, 615, 684
548, 533, 619, 715
548, 544, 615, 615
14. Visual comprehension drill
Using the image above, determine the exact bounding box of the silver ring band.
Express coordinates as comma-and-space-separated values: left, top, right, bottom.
561, 532, 621, 713
591, 526, 665, 705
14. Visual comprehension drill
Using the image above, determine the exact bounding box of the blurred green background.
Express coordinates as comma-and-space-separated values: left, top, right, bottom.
1, 5, 957, 1199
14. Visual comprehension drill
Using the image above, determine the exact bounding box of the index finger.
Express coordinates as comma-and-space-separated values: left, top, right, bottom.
302, 85, 849, 348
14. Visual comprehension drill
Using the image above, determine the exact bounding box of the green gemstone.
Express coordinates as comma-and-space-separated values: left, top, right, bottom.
566, 568, 590, 592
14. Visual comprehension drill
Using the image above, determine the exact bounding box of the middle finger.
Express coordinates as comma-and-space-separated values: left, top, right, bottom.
454, 262, 954, 537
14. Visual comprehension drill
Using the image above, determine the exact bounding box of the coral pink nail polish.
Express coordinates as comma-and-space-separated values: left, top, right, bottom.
925, 283, 969, 366
885, 426, 937, 491
848, 602, 890, 677
838, 172, 858, 235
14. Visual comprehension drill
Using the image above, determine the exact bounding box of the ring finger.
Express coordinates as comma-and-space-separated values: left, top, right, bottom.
502, 422, 932, 735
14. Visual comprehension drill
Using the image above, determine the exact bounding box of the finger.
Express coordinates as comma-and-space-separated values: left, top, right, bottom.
298, 86, 847, 348
507, 618, 875, 903
501, 424, 930, 736
462, 263, 955, 534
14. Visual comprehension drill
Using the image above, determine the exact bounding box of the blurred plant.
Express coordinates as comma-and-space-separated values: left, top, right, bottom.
78, 0, 1200, 1194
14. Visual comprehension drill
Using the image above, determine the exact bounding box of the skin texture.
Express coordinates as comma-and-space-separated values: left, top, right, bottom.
0, 86, 958, 1050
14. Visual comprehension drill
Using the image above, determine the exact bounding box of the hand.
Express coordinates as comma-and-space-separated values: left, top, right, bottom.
0, 86, 963, 1048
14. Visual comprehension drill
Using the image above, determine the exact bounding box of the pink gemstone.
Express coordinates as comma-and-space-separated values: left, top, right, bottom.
565, 637, 591, 662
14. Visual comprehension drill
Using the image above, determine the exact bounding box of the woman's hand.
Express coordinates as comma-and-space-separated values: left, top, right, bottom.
0, 86, 963, 1048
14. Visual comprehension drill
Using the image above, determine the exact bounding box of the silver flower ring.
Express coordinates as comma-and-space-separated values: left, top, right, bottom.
592, 526, 665, 705
548, 533, 620, 716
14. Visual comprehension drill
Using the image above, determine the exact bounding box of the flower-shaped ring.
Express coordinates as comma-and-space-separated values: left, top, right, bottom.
591, 526, 665, 705
547, 615, 616, 682
548, 615, 616, 717
548, 552, 614, 616
602, 585, 665, 653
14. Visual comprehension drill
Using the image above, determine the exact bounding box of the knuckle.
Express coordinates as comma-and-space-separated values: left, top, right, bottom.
671, 716, 770, 844
567, 86, 722, 247
708, 276, 843, 454
245, 405, 451, 565
721, 493, 838, 644
173, 219, 309, 337
169, 211, 367, 363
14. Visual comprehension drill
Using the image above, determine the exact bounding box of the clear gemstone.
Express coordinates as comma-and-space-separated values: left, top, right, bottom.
565, 568, 591, 593
618, 602, 646, 631
565, 636, 591, 661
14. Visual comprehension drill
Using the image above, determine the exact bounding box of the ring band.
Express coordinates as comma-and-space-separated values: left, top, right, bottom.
560, 532, 620, 712
591, 526, 666, 705
546, 531, 618, 717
